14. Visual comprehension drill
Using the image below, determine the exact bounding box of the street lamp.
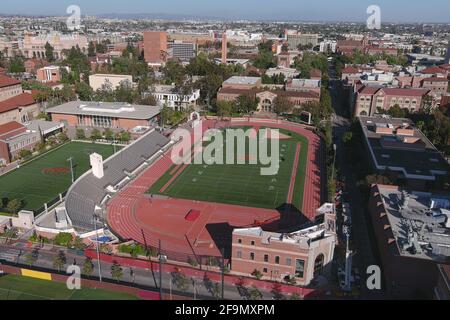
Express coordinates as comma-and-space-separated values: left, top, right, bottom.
67, 157, 74, 183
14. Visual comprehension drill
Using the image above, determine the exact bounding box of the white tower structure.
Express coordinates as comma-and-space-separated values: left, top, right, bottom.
90, 153, 104, 179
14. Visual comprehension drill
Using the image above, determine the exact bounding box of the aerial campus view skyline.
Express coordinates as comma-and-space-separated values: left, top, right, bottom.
0, 0, 449, 309
1, 0, 450, 23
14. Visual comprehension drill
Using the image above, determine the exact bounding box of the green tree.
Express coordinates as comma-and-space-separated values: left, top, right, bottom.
7, 199, 22, 214
251, 269, 263, 280
53, 250, 67, 272
273, 95, 294, 115
248, 286, 263, 300
111, 261, 123, 282
90, 129, 102, 142
25, 248, 39, 267
88, 41, 96, 57
103, 128, 114, 141
172, 270, 189, 292
8, 57, 25, 73
290, 293, 301, 300
387, 104, 407, 118
216, 100, 234, 118
82, 257, 95, 276
45, 42, 55, 62
76, 128, 86, 140
54, 232, 73, 247
120, 131, 131, 143
18, 149, 32, 159
75, 81, 94, 101
235, 94, 259, 114
342, 131, 353, 144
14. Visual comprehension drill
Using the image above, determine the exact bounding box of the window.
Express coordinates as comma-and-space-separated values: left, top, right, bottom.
236, 251, 242, 259
295, 259, 305, 278
263, 268, 268, 273
275, 256, 280, 264
286, 258, 292, 266
237, 238, 242, 244
314, 254, 325, 277
250, 252, 255, 260
251, 241, 255, 246
264, 254, 269, 262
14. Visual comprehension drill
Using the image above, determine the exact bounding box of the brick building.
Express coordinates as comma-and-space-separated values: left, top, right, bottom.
143, 31, 168, 67
231, 204, 337, 286
368, 184, 450, 298
0, 121, 40, 164
47, 101, 160, 130
354, 86, 431, 117
0, 75, 22, 102
36, 66, 61, 83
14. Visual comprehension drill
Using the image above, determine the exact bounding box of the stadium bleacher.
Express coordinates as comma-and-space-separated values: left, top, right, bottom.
64, 129, 171, 232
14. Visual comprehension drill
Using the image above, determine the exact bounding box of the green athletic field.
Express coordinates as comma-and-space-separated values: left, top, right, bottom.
148, 128, 308, 210
0, 142, 116, 212
0, 274, 139, 300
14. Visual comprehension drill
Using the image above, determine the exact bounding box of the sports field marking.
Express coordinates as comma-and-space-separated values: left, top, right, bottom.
286, 143, 301, 204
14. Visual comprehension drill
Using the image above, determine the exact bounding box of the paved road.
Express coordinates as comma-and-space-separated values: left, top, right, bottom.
328, 64, 385, 299
0, 241, 281, 300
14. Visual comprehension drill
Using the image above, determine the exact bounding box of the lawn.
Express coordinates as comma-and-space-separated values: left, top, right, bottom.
148, 127, 308, 210
0, 142, 116, 212
0, 274, 139, 300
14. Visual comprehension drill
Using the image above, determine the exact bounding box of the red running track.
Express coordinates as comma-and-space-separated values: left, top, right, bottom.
107, 119, 324, 260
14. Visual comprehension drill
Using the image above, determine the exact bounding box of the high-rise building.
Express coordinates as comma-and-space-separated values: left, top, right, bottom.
221, 32, 228, 64
143, 31, 168, 66
285, 31, 319, 50
168, 41, 197, 62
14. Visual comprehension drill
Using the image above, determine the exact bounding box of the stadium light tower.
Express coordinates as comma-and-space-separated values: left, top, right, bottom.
93, 213, 103, 282
67, 157, 74, 183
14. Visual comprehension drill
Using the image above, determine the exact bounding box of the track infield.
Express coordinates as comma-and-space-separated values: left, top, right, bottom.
148, 127, 308, 210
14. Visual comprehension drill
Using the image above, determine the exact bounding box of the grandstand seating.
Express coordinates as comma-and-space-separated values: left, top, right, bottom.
64, 129, 171, 232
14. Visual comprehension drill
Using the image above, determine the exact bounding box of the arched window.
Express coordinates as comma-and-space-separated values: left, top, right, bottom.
262, 99, 273, 112
359, 110, 368, 116
314, 254, 325, 277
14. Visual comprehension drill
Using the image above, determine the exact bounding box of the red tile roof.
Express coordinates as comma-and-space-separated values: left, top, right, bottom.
422, 77, 449, 82
358, 86, 381, 95
439, 64, 450, 70
0, 75, 21, 88
381, 88, 430, 97
342, 66, 361, 74
0, 93, 36, 114
0, 121, 24, 136
419, 66, 447, 74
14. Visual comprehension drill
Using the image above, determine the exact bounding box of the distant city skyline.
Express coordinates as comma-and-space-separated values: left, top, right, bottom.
0, 0, 449, 23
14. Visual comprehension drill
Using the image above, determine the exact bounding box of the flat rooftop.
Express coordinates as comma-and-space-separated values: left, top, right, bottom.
359, 116, 449, 180
223, 76, 261, 86
47, 101, 160, 120
377, 185, 450, 262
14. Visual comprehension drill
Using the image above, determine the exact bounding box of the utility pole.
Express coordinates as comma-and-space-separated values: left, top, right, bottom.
67, 157, 74, 183
93, 213, 102, 282
221, 248, 225, 300
158, 239, 163, 300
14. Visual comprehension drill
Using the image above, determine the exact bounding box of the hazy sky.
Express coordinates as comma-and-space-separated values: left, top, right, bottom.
1, 0, 449, 22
